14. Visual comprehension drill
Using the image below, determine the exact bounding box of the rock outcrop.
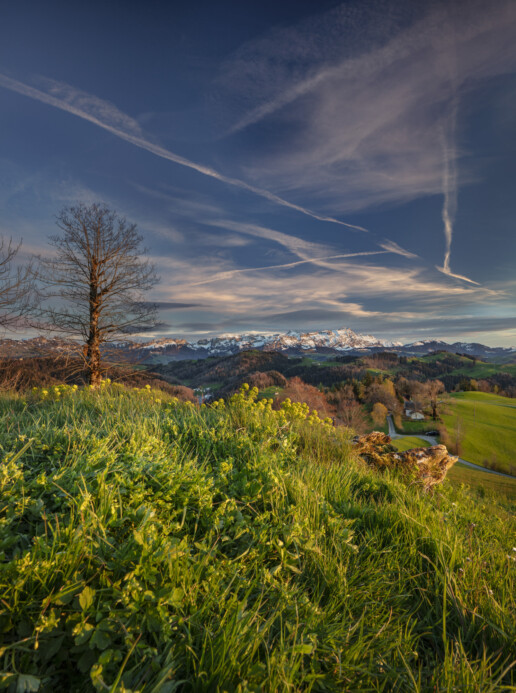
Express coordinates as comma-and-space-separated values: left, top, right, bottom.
353, 432, 458, 490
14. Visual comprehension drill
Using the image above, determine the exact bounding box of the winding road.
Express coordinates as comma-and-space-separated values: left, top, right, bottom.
386, 415, 515, 480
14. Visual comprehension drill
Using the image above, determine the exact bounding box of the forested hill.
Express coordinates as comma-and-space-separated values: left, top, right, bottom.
152, 349, 516, 397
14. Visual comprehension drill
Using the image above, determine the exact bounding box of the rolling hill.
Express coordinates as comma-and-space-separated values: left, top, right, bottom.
440, 391, 516, 476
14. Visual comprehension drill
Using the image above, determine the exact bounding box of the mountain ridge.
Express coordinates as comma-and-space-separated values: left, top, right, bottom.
1, 328, 514, 361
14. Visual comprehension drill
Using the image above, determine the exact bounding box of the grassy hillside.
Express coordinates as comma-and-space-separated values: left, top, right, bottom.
0, 385, 515, 691
448, 462, 516, 500
391, 436, 516, 499
441, 391, 516, 475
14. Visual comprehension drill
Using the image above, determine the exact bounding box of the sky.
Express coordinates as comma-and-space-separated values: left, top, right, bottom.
1, 0, 516, 346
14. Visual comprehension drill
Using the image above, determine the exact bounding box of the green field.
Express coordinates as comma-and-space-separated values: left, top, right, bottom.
441, 391, 516, 476
256, 385, 284, 400
391, 436, 431, 452
0, 385, 514, 690
406, 353, 516, 377
448, 462, 516, 500
399, 419, 439, 435
391, 436, 516, 499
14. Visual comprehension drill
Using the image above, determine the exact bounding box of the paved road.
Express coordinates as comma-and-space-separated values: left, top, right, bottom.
386, 415, 515, 480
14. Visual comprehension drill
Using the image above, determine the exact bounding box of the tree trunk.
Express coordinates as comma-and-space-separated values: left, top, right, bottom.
87, 266, 101, 388
87, 332, 101, 387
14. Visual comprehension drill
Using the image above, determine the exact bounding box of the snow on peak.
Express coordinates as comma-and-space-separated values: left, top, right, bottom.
136, 326, 395, 355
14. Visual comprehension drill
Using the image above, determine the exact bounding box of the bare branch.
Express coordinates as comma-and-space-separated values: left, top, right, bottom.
0, 236, 36, 332
36, 203, 160, 386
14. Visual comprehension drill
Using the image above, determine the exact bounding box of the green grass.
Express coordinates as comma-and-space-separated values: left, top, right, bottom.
441, 391, 516, 476
399, 419, 438, 435
391, 436, 516, 500
448, 462, 516, 501
391, 436, 431, 452
0, 385, 515, 691
257, 385, 284, 400
447, 363, 516, 379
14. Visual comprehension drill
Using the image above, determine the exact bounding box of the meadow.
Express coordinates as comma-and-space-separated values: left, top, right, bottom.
0, 384, 514, 691
440, 391, 516, 475
391, 436, 516, 499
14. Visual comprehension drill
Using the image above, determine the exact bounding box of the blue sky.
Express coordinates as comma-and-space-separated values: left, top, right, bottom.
1, 0, 516, 345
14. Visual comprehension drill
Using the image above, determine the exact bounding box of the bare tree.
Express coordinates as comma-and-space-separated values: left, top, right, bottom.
36, 203, 159, 387
424, 379, 445, 420
337, 402, 368, 433
0, 236, 33, 332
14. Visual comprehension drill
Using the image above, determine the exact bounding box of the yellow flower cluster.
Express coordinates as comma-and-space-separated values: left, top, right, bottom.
280, 397, 333, 428
225, 384, 333, 430
31, 384, 79, 400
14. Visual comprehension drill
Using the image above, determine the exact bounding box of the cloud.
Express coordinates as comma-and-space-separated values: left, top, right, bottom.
0, 72, 367, 232
440, 93, 458, 275
184, 251, 390, 287
215, 0, 516, 219
126, 231, 512, 343
158, 252, 495, 321
436, 265, 480, 285
140, 301, 200, 310
119, 322, 171, 334
378, 240, 418, 259
205, 218, 335, 257
41, 77, 144, 137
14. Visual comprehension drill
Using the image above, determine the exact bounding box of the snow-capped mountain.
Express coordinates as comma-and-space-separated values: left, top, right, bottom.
1, 329, 514, 362
125, 328, 404, 360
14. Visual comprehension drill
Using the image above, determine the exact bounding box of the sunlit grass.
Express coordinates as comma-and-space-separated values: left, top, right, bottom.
0, 385, 514, 691
391, 436, 431, 452
441, 391, 516, 475
391, 434, 516, 499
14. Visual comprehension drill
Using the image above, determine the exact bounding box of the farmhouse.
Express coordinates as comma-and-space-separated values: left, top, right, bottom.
404, 400, 425, 420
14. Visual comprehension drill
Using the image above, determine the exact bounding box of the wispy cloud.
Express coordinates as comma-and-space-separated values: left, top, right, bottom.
215, 0, 516, 225
440, 95, 458, 276
435, 88, 479, 285
0, 72, 367, 232
154, 251, 495, 315
378, 240, 418, 259
183, 251, 390, 287
204, 219, 333, 258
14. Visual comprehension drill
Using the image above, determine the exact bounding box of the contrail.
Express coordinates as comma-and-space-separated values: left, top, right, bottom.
437, 86, 479, 285
436, 99, 480, 285
378, 239, 418, 259
0, 73, 367, 232
184, 250, 390, 287
436, 265, 479, 285
441, 96, 458, 276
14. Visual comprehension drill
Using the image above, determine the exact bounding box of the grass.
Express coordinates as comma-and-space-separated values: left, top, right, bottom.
447, 363, 516, 379
448, 462, 516, 501
0, 384, 515, 691
256, 385, 284, 400
441, 391, 516, 476
399, 419, 438, 435
391, 436, 431, 452
391, 436, 516, 500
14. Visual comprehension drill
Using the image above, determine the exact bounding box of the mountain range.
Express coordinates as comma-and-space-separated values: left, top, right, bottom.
1, 328, 514, 362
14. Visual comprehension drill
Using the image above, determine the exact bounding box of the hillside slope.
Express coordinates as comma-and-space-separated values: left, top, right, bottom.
441, 391, 516, 475
0, 386, 514, 691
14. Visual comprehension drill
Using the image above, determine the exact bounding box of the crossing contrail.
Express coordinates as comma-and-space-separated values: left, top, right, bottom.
0, 73, 368, 232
